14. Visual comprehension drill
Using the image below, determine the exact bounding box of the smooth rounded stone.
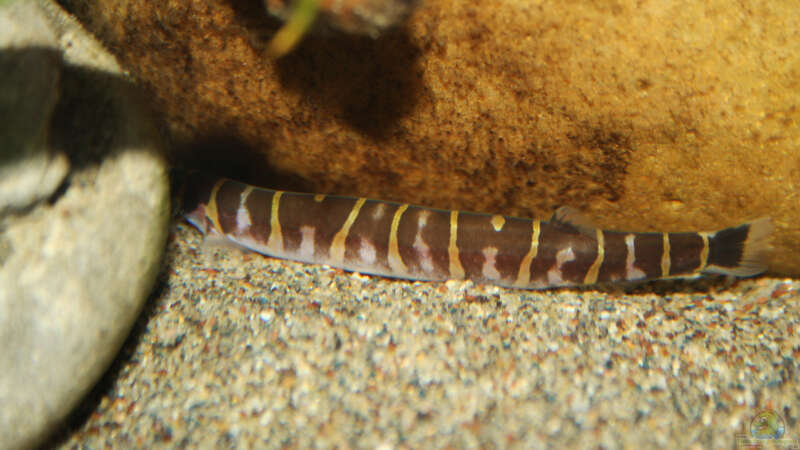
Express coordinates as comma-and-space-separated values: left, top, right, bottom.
0, 1, 169, 449
0, 0, 69, 213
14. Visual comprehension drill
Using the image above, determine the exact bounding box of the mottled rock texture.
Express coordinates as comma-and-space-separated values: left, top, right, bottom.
58, 0, 799, 275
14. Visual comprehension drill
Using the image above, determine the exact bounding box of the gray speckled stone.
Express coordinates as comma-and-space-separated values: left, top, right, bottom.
0, 1, 169, 449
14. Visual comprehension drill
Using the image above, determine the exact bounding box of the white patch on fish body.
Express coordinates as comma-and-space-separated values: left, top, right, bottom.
547, 246, 575, 285
372, 203, 386, 220
359, 238, 377, 265
413, 233, 434, 274
417, 210, 430, 228
235, 205, 252, 234
235, 186, 254, 234
625, 234, 646, 280
298, 226, 316, 261
411, 210, 435, 274
481, 246, 502, 280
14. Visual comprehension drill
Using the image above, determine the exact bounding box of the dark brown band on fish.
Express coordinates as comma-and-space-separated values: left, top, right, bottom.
631, 233, 666, 280
213, 180, 247, 235
595, 231, 630, 283
344, 199, 398, 275
667, 232, 706, 275
180, 173, 772, 289
242, 187, 273, 245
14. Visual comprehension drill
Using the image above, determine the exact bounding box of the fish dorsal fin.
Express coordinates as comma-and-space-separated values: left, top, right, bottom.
551, 206, 597, 235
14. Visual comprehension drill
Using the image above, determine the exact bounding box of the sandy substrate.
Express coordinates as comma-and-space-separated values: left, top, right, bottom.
53, 219, 799, 448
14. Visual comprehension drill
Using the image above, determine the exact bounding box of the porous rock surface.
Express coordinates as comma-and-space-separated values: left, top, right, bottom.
58, 0, 799, 275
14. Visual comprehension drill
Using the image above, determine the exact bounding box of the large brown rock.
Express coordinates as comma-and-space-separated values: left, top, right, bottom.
58, 0, 799, 275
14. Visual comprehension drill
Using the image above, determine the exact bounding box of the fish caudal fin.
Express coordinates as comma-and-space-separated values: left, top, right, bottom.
704, 217, 773, 277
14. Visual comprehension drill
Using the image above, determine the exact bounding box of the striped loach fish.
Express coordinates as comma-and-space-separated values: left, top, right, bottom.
178, 172, 772, 289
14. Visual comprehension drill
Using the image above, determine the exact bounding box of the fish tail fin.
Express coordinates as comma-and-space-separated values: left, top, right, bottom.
704, 217, 773, 277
